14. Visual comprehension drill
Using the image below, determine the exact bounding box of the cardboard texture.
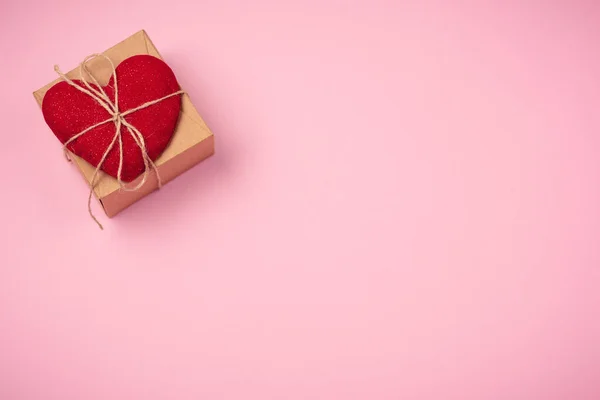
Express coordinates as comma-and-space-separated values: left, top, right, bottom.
33, 30, 214, 217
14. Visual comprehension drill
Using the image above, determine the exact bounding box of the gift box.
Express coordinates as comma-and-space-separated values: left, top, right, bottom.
33, 30, 214, 225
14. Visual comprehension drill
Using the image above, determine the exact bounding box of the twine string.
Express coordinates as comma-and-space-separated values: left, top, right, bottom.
53, 53, 184, 229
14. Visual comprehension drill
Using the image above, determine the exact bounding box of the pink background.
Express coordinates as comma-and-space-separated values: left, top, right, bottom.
1, 1, 599, 399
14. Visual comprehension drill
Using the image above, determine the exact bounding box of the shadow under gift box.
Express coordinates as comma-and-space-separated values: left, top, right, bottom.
33, 30, 215, 217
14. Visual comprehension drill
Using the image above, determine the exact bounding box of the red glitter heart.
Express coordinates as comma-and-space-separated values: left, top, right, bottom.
42, 55, 181, 182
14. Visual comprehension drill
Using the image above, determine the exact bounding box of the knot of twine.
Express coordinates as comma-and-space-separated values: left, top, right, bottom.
54, 54, 185, 230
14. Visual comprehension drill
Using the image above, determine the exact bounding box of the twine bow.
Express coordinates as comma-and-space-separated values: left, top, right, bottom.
54, 54, 185, 230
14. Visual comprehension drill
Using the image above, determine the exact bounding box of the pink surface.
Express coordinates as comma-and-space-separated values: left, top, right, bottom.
1, 1, 599, 399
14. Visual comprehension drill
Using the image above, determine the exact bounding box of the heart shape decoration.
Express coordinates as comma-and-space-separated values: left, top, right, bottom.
42, 55, 182, 182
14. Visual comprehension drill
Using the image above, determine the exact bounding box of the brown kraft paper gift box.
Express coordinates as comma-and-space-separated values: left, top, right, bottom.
33, 30, 215, 217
